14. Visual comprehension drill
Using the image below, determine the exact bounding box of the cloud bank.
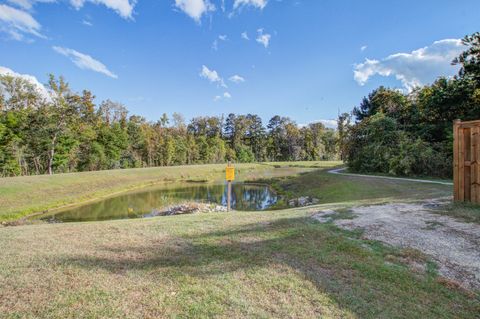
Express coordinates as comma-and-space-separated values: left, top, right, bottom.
354, 39, 465, 91
1, 0, 135, 40
0, 65, 50, 99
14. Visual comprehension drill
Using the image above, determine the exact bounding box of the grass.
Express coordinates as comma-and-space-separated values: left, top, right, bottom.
0, 160, 451, 222
430, 202, 480, 224
250, 168, 452, 207
0, 162, 478, 317
260, 161, 342, 169
0, 207, 478, 318
0, 162, 338, 222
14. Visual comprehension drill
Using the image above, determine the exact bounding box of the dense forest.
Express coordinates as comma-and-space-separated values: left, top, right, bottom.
0, 76, 337, 176
339, 32, 480, 178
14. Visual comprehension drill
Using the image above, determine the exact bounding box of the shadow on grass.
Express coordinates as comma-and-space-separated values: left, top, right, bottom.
55, 216, 479, 318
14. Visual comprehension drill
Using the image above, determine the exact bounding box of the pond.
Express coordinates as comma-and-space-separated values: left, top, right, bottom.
38, 183, 280, 222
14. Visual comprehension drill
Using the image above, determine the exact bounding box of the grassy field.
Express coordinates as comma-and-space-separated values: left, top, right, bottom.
0, 162, 340, 222
250, 167, 452, 207
1, 162, 477, 318
1, 207, 478, 318
253, 167, 480, 225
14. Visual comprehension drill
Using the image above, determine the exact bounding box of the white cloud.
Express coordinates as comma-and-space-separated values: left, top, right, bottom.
7, 0, 55, 11
7, 0, 135, 19
1, 0, 134, 41
300, 119, 337, 130
241, 31, 249, 40
314, 119, 337, 129
175, 0, 215, 23
212, 35, 227, 50
234, 0, 268, 10
229, 75, 245, 83
82, 19, 93, 26
0, 66, 50, 100
200, 65, 226, 88
256, 28, 271, 48
360, 45, 367, 52
70, 0, 136, 19
7, 0, 33, 10
53, 46, 118, 79
354, 39, 465, 91
0, 4, 44, 40
213, 91, 231, 101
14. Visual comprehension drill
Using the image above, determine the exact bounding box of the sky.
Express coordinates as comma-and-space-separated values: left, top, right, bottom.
0, 0, 479, 127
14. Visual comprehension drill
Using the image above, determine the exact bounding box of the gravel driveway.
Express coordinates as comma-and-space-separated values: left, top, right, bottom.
313, 200, 480, 290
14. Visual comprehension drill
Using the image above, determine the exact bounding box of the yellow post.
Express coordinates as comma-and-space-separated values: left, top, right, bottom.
227, 180, 232, 211
225, 162, 235, 211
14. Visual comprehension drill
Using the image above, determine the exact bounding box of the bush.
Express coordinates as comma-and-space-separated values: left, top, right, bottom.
344, 113, 452, 178
388, 134, 441, 177
236, 145, 255, 163
345, 113, 400, 174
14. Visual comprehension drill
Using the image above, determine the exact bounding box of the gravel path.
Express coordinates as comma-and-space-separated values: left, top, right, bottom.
313, 200, 480, 290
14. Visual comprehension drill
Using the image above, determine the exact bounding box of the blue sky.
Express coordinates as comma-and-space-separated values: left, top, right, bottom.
0, 0, 479, 126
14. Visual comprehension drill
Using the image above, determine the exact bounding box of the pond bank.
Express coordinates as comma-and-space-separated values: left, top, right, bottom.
28, 182, 280, 223
0, 163, 327, 222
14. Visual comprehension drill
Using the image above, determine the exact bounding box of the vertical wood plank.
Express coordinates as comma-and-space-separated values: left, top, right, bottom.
453, 120, 460, 201
464, 128, 471, 202
476, 126, 480, 203
459, 126, 465, 201
453, 120, 480, 204
471, 127, 478, 203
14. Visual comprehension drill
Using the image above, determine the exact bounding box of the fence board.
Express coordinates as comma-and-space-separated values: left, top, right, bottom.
476, 126, 480, 200
459, 127, 465, 201
453, 120, 460, 201
454, 119, 480, 204
471, 127, 478, 202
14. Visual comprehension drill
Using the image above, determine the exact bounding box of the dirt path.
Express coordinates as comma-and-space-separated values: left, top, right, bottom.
313, 199, 480, 290
328, 168, 453, 186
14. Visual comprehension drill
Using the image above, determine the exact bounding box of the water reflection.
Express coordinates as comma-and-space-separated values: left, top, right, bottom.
40, 183, 279, 222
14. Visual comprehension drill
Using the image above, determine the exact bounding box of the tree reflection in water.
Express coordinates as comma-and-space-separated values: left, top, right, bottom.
42, 183, 279, 222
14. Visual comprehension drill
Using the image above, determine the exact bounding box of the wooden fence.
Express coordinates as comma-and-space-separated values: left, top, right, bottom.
453, 119, 480, 203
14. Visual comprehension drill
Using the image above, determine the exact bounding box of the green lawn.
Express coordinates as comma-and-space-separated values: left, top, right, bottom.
0, 207, 478, 318
250, 167, 452, 207
1, 162, 477, 318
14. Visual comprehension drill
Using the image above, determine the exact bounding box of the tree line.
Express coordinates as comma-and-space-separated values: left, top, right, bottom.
338, 32, 480, 178
0, 77, 337, 176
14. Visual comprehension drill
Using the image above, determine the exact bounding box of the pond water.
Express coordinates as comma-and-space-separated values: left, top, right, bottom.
39, 183, 280, 222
